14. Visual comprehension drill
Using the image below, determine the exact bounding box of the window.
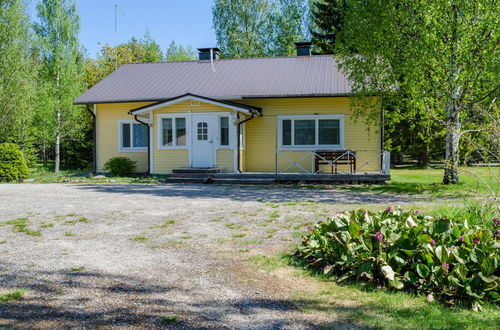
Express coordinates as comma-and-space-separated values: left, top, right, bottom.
220, 117, 229, 146
159, 116, 187, 148
120, 121, 147, 152
279, 115, 343, 149
197, 122, 208, 140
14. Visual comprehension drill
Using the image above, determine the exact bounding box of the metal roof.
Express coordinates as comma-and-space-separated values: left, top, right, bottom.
74, 55, 352, 104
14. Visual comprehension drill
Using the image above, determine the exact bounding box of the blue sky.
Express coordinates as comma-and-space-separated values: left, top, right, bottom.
29, 0, 217, 58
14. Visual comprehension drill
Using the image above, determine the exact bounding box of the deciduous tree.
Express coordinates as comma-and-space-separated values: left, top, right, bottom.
336, 0, 499, 184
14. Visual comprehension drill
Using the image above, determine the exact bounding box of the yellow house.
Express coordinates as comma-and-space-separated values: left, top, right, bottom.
75, 43, 390, 183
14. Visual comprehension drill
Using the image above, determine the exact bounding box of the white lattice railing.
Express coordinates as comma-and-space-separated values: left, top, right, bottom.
275, 150, 390, 175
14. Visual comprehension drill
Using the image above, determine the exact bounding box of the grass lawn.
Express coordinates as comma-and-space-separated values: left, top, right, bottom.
25, 167, 161, 184
340, 166, 499, 197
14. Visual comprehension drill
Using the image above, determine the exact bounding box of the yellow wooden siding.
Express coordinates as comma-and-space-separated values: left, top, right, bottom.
154, 149, 189, 174
238, 97, 381, 173
216, 149, 234, 172
154, 101, 231, 114
95, 102, 152, 173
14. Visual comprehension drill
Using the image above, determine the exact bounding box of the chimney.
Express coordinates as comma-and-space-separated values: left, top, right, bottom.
197, 47, 220, 61
295, 42, 312, 56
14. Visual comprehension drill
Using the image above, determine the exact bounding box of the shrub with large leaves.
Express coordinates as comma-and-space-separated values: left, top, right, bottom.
296, 206, 499, 310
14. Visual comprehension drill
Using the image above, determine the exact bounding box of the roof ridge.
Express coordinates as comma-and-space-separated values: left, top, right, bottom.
122, 54, 334, 66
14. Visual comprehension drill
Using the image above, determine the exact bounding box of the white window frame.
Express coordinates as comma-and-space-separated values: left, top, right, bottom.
157, 114, 189, 150
219, 115, 231, 147
277, 114, 344, 151
118, 119, 148, 153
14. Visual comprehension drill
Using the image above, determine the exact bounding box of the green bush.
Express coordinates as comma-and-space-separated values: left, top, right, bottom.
296, 206, 499, 310
103, 157, 137, 176
0, 143, 30, 182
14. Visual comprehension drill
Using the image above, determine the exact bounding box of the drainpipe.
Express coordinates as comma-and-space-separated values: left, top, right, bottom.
134, 115, 150, 176
380, 106, 385, 172
236, 112, 256, 173
86, 105, 96, 173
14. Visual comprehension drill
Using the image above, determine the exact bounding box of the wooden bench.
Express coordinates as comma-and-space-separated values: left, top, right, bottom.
314, 150, 357, 174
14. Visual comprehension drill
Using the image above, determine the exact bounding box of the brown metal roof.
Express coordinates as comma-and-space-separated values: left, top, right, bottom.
74, 55, 352, 104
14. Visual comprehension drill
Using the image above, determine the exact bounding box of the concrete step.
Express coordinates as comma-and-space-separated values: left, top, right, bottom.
165, 176, 275, 185
172, 167, 222, 174
165, 177, 205, 184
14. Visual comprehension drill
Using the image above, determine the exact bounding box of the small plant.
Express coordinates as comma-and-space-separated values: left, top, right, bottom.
70, 266, 85, 272
0, 241, 6, 244
160, 315, 178, 324
64, 232, 75, 237
103, 156, 137, 177
2, 218, 41, 236
232, 233, 246, 238
0, 143, 29, 182
296, 206, 499, 310
0, 289, 26, 302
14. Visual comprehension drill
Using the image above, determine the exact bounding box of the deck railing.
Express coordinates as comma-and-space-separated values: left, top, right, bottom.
275, 149, 390, 175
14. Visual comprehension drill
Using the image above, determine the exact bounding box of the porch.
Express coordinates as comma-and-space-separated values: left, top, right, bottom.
166, 150, 390, 184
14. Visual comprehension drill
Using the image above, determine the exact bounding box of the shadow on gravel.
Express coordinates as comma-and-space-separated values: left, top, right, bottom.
74, 184, 412, 204
0, 263, 347, 329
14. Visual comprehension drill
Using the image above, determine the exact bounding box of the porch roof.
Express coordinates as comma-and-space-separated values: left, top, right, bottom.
128, 93, 262, 116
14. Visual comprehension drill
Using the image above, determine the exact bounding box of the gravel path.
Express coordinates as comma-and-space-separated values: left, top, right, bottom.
0, 183, 413, 329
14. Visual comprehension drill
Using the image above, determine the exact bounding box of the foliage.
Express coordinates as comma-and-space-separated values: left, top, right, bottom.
296, 206, 499, 309
84, 32, 165, 88
310, 0, 346, 54
335, 0, 499, 184
0, 143, 29, 182
212, 0, 309, 58
103, 156, 137, 177
0, 0, 37, 148
165, 40, 197, 62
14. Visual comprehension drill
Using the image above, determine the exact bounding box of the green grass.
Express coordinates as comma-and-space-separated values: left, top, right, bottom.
341, 166, 499, 197
232, 233, 246, 238
64, 232, 75, 237
26, 167, 161, 184
70, 266, 85, 272
159, 315, 178, 324
0, 240, 6, 244
249, 254, 286, 271
131, 235, 149, 242
2, 218, 41, 236
0, 289, 25, 302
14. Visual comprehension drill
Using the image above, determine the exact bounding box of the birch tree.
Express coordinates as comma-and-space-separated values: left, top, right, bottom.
336, 0, 499, 184
34, 0, 82, 172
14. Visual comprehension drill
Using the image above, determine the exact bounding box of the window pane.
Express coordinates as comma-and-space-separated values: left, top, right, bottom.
122, 123, 131, 148
175, 118, 186, 146
294, 120, 315, 145
162, 118, 173, 146
282, 120, 291, 145
220, 117, 229, 145
133, 124, 147, 148
319, 119, 340, 145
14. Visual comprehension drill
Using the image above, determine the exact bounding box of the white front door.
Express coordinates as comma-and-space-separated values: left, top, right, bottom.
191, 114, 215, 167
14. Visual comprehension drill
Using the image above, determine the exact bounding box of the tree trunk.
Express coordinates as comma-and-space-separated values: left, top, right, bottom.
443, 111, 460, 184
54, 69, 61, 173
418, 145, 429, 167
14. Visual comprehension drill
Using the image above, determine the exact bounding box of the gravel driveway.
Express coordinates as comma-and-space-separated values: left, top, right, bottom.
0, 183, 412, 329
